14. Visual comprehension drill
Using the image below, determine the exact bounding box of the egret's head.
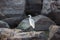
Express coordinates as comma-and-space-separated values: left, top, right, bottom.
28, 15, 31, 17
28, 15, 32, 18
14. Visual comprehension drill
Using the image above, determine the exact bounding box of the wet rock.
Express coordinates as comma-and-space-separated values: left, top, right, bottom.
35, 15, 55, 31
48, 25, 60, 40
0, 28, 47, 40
5, 14, 26, 18
0, 0, 25, 17
17, 15, 55, 31
0, 21, 9, 28
2, 16, 25, 28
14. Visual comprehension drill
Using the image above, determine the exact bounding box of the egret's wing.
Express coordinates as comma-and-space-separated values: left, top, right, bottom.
30, 19, 35, 28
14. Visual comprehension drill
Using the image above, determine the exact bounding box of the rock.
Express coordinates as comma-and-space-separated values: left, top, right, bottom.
48, 25, 60, 40
9, 31, 47, 40
26, 0, 43, 16
0, 0, 25, 17
0, 13, 7, 20
5, 14, 26, 18
35, 15, 55, 31
17, 15, 55, 31
0, 28, 22, 40
46, 0, 60, 25
41, 0, 52, 15
2, 16, 25, 28
0, 21, 9, 28
42, 0, 60, 16
47, 12, 60, 25
0, 28, 47, 40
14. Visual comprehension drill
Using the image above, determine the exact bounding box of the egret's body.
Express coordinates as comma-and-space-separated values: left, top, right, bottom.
28, 15, 35, 29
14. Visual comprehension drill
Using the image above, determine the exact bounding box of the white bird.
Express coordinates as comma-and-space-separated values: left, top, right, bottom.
28, 15, 35, 29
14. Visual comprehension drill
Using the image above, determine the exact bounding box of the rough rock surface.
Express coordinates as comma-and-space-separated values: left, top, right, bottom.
17, 15, 55, 31
50, 0, 60, 12
0, 0, 25, 17
0, 21, 9, 28
48, 25, 60, 40
47, 12, 60, 25
0, 28, 47, 40
2, 16, 25, 28
41, 0, 52, 15
46, 0, 60, 25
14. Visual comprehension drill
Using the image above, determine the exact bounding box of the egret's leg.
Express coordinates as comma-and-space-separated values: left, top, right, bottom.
32, 29, 35, 35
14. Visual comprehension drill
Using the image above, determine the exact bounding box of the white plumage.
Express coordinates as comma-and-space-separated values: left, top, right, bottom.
28, 15, 35, 29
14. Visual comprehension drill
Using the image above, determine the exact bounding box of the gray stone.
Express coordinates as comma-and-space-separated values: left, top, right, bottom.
0, 28, 47, 40
42, 0, 60, 15
17, 15, 55, 31
50, 0, 60, 12
2, 16, 25, 28
0, 21, 9, 28
0, 0, 25, 17
41, 0, 52, 15
48, 25, 60, 40
35, 15, 55, 31
47, 0, 60, 25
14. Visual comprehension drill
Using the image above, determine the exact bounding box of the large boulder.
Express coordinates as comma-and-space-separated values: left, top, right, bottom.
0, 0, 25, 17
41, 0, 52, 15
0, 21, 9, 28
47, 12, 60, 25
25, 0, 43, 16
0, 28, 47, 40
46, 0, 60, 25
48, 25, 60, 40
16, 15, 55, 31
2, 16, 25, 28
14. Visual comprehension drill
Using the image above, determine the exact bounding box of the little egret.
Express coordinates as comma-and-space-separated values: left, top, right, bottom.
28, 15, 35, 30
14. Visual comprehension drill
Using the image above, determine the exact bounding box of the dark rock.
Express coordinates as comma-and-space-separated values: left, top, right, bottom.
47, 12, 60, 25
0, 21, 9, 28
0, 13, 7, 20
46, 0, 60, 25
0, 28, 47, 40
2, 16, 25, 28
25, 0, 43, 16
48, 25, 60, 40
50, 0, 60, 12
0, 0, 25, 17
35, 15, 55, 31
17, 15, 55, 31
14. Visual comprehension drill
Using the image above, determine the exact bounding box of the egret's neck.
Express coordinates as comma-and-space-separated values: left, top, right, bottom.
29, 16, 32, 18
